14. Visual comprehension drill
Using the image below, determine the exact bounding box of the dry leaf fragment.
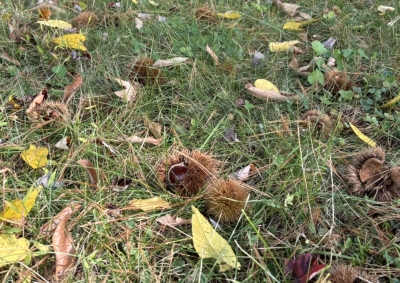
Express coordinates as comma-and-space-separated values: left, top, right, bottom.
231, 164, 254, 181
245, 83, 299, 102
143, 116, 162, 139
0, 186, 42, 223
135, 17, 143, 30
37, 20, 72, 29
125, 135, 162, 146
127, 56, 165, 85
0, 51, 21, 66
191, 206, 241, 272
113, 78, 140, 102
195, 8, 217, 23
40, 204, 81, 235
127, 197, 171, 211
77, 159, 98, 185
39, 8, 52, 20
0, 234, 30, 267
206, 45, 220, 66
156, 214, 191, 227
223, 127, 240, 142
21, 145, 48, 169
379, 91, 400, 108
26, 89, 47, 118
63, 73, 83, 104
284, 253, 326, 283
53, 207, 76, 280
378, 5, 395, 15
54, 136, 71, 149
283, 18, 319, 31
215, 11, 241, 19
349, 122, 377, 147
272, 0, 300, 17
152, 57, 189, 68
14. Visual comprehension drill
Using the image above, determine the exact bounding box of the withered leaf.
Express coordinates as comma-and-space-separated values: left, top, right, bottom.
156, 214, 191, 227
113, 78, 140, 102
284, 253, 326, 283
41, 204, 81, 235
245, 83, 299, 102
63, 73, 83, 105
223, 127, 240, 142
26, 89, 48, 119
359, 158, 383, 183
125, 135, 162, 146
77, 159, 98, 185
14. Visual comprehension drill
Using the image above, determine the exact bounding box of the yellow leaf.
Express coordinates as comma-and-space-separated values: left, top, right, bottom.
52, 34, 87, 52
37, 20, 72, 29
283, 19, 320, 31
149, 0, 158, 6
254, 79, 280, 92
379, 92, 400, 108
215, 11, 241, 19
78, 1, 87, 10
0, 234, 30, 267
269, 40, 300, 52
128, 197, 170, 211
21, 145, 48, 169
349, 123, 377, 147
0, 186, 42, 221
191, 206, 241, 272
132, 0, 137, 3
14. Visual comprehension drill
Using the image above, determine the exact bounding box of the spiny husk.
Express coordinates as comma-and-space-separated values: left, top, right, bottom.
157, 149, 222, 197
205, 179, 250, 224
346, 147, 400, 202
324, 68, 353, 95
71, 12, 99, 28
300, 110, 333, 137
28, 101, 70, 122
329, 264, 381, 283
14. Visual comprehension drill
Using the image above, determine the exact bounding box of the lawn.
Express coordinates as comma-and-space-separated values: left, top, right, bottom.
1, 0, 400, 282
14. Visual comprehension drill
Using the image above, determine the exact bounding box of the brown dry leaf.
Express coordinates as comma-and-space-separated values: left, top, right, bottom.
63, 73, 83, 105
77, 159, 98, 185
113, 78, 140, 102
71, 11, 99, 28
156, 214, 191, 227
52, 207, 76, 280
206, 45, 220, 66
40, 204, 81, 236
127, 56, 165, 85
39, 8, 52, 20
26, 89, 48, 119
359, 158, 383, 182
143, 116, 162, 139
1, 51, 21, 66
272, 0, 300, 17
245, 83, 299, 102
195, 8, 217, 23
125, 135, 162, 146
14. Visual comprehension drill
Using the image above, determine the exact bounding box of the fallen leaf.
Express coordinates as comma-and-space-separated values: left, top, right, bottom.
273, 1, 300, 17
127, 197, 171, 211
132, 0, 137, 4
322, 37, 336, 50
52, 34, 87, 52
156, 214, 191, 227
7, 95, 23, 109
41, 205, 81, 235
21, 145, 48, 169
1, 51, 21, 66
26, 89, 47, 118
152, 57, 189, 68
149, 0, 158, 6
36, 172, 66, 188
283, 19, 319, 31
125, 135, 162, 146
77, 159, 98, 185
231, 164, 254, 181
53, 206, 76, 280
245, 83, 299, 102
37, 20, 72, 29
113, 78, 140, 102
38, 8, 51, 20
137, 13, 151, 19
206, 45, 220, 66
78, 1, 87, 10
157, 16, 167, 22
378, 5, 395, 15
379, 91, 400, 108
0, 234, 30, 267
195, 8, 217, 23
223, 127, 240, 142
215, 11, 241, 19
135, 17, 143, 30
269, 40, 300, 52
94, 138, 117, 156
0, 186, 42, 223
191, 206, 241, 272
349, 122, 377, 147
71, 11, 99, 28
284, 253, 326, 283
63, 73, 83, 104
54, 136, 71, 149
110, 178, 132, 192
143, 116, 162, 139
254, 79, 280, 92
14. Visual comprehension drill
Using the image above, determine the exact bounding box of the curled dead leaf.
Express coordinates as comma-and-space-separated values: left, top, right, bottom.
245, 83, 299, 102
26, 89, 48, 119
40, 204, 81, 236
156, 214, 191, 227
125, 135, 162, 146
77, 159, 98, 185
63, 73, 83, 105
113, 78, 140, 102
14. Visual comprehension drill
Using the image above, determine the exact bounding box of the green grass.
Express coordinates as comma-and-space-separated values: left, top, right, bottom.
1, 0, 400, 282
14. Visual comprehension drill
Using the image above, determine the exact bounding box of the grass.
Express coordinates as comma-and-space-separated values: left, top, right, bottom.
1, 0, 400, 282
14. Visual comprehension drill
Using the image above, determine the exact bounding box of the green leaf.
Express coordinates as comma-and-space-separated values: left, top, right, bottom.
339, 90, 353, 100
311, 41, 328, 55
308, 69, 325, 85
